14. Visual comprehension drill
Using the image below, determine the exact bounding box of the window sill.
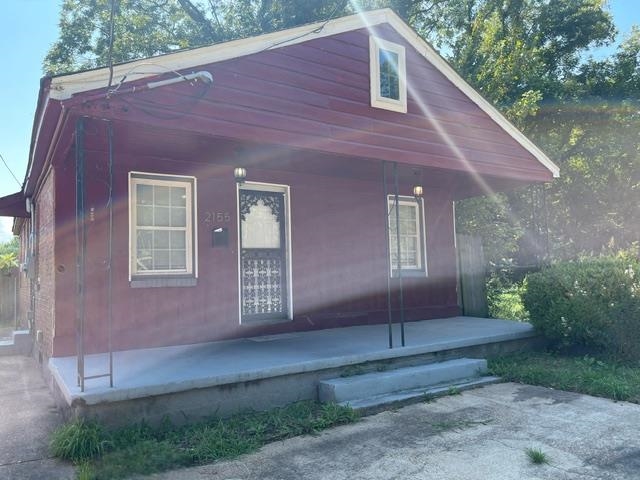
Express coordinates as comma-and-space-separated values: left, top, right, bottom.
391, 269, 427, 278
130, 276, 197, 288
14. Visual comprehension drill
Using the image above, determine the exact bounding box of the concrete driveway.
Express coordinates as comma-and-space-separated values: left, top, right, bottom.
146, 382, 640, 480
0, 355, 75, 480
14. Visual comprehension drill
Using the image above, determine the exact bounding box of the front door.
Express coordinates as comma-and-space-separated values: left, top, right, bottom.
239, 187, 289, 322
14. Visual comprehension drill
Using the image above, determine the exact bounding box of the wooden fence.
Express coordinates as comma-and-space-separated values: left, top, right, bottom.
457, 234, 488, 318
0, 272, 17, 327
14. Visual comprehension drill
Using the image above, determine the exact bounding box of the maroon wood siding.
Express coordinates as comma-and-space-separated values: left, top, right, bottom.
50, 130, 459, 355
71, 24, 552, 187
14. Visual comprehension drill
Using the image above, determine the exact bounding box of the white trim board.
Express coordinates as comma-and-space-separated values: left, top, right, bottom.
49, 8, 558, 178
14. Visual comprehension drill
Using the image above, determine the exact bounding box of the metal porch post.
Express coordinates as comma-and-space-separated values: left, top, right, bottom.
393, 162, 405, 347
382, 161, 393, 349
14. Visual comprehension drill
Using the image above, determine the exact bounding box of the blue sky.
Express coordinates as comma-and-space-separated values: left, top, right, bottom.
0, 0, 638, 241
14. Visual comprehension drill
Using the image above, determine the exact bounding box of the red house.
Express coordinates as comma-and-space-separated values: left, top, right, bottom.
1, 10, 556, 389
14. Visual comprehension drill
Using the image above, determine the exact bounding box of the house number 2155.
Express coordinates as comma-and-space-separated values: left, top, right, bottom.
203, 211, 231, 224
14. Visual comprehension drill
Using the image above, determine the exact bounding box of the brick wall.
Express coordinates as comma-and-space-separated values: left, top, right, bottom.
34, 170, 55, 361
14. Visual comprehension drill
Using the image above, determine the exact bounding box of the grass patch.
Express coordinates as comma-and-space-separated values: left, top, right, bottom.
50, 419, 109, 463
525, 447, 549, 464
51, 401, 358, 480
489, 352, 640, 403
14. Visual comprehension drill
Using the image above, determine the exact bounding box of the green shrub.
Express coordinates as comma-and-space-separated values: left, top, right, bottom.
523, 256, 640, 360
50, 419, 110, 463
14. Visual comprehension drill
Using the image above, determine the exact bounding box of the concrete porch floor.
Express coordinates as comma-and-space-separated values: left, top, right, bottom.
49, 317, 536, 412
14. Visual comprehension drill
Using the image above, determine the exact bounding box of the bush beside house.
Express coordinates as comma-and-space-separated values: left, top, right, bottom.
523, 255, 640, 361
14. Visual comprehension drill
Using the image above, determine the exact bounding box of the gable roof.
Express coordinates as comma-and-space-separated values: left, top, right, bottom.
47, 8, 558, 178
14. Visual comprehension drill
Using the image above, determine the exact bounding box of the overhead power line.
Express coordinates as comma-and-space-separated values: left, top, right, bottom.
0, 153, 22, 188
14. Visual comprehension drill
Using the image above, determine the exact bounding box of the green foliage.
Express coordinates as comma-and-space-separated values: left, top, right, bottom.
44, 0, 358, 75
0, 237, 18, 256
487, 274, 529, 321
489, 352, 640, 403
53, 401, 358, 479
50, 419, 109, 463
525, 447, 549, 465
523, 256, 640, 360
0, 253, 18, 273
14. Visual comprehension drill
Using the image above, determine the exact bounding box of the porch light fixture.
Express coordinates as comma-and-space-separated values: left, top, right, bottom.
413, 185, 423, 198
234, 167, 247, 184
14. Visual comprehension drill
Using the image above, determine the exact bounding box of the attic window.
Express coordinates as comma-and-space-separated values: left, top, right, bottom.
370, 37, 407, 113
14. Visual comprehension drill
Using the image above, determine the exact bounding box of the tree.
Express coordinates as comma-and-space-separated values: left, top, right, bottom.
44, 0, 358, 75
45, 0, 218, 75
0, 238, 18, 273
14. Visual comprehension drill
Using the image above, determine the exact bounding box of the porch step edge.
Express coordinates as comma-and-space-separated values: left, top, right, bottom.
319, 358, 487, 403
341, 376, 501, 412
0, 330, 32, 356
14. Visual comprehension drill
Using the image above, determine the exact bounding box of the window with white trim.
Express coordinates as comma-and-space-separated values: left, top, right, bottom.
129, 172, 196, 279
388, 196, 426, 275
370, 37, 407, 113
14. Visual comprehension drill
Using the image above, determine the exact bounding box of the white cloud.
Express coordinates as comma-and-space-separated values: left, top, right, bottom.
0, 217, 14, 243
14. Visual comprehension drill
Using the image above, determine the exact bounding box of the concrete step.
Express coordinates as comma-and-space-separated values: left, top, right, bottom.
343, 376, 501, 412
0, 330, 32, 356
319, 358, 491, 407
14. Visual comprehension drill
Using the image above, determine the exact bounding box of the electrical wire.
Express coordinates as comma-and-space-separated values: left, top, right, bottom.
0, 153, 22, 188
106, 0, 117, 89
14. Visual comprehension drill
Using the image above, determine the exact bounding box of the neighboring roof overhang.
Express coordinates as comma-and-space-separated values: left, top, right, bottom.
46, 8, 559, 180
0, 191, 28, 218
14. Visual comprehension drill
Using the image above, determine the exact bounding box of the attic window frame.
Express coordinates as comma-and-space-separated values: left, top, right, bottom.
369, 36, 407, 113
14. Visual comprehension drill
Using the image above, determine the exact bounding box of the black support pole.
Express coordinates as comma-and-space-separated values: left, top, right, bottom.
106, 120, 114, 388
75, 117, 87, 392
393, 162, 405, 347
382, 161, 393, 349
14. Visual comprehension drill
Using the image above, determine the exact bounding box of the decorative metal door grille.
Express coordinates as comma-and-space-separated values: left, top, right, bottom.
239, 189, 288, 320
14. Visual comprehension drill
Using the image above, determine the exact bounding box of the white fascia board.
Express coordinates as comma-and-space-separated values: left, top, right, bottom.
48, 8, 558, 178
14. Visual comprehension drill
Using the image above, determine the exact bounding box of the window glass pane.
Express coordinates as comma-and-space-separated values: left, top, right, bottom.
171, 186, 187, 207
379, 49, 399, 100
171, 250, 187, 269
136, 230, 152, 249
154, 250, 170, 270
399, 204, 414, 220
137, 184, 153, 205
136, 250, 152, 271
154, 185, 171, 206
171, 207, 187, 227
153, 230, 170, 249
171, 231, 186, 249
137, 206, 153, 226
154, 206, 171, 226
400, 219, 416, 235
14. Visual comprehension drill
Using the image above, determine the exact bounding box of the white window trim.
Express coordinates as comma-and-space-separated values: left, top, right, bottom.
370, 36, 407, 113
387, 195, 428, 277
128, 172, 198, 281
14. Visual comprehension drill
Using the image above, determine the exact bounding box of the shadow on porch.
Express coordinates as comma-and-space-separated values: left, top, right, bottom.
49, 317, 540, 426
